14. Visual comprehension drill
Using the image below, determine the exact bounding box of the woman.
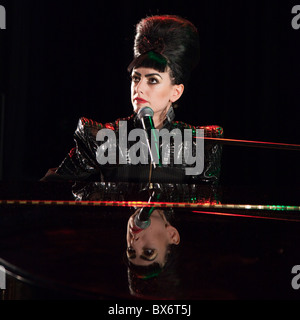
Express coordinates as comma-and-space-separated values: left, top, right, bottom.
126, 208, 180, 268
126, 207, 182, 299
41, 15, 223, 184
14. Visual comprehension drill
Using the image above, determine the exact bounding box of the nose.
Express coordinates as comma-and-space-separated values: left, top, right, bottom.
135, 78, 146, 94
129, 232, 140, 244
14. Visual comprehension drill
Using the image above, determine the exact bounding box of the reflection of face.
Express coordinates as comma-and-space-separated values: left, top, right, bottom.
131, 67, 184, 127
126, 209, 180, 267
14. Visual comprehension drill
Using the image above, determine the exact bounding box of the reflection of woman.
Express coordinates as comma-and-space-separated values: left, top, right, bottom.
126, 208, 180, 267
41, 15, 223, 184
125, 208, 182, 299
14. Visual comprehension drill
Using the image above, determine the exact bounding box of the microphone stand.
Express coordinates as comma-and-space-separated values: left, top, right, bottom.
137, 106, 162, 190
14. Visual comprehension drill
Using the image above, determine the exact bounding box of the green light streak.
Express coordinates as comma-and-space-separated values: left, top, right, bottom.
149, 117, 161, 166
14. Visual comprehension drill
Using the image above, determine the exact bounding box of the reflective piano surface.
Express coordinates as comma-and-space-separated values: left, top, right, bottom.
0, 180, 300, 300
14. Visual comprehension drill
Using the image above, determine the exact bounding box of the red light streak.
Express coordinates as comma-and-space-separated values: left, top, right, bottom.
191, 210, 300, 222
197, 136, 300, 151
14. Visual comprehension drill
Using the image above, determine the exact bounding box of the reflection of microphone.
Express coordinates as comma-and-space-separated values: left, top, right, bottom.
133, 190, 156, 230
137, 106, 161, 168
134, 206, 154, 230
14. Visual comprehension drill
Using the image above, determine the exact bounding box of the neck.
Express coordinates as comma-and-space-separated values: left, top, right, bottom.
153, 105, 172, 129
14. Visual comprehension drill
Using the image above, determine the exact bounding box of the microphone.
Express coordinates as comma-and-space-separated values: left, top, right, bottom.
133, 190, 156, 230
134, 206, 154, 230
137, 106, 161, 168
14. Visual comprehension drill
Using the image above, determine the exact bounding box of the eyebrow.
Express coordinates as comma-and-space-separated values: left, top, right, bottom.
132, 71, 163, 79
140, 253, 158, 261
127, 251, 158, 262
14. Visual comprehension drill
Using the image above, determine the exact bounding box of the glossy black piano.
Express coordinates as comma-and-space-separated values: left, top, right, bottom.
1, 0, 300, 305
0, 176, 299, 300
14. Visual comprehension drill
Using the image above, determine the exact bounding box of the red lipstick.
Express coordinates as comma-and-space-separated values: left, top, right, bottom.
134, 97, 148, 104
130, 226, 143, 234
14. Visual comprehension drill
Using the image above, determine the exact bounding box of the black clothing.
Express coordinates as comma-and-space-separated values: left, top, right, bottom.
42, 110, 223, 185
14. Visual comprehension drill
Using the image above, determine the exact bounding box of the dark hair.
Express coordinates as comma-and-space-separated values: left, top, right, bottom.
128, 15, 200, 86
126, 244, 182, 299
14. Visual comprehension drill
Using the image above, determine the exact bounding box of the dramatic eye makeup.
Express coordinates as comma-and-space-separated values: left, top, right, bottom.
147, 76, 160, 84
130, 73, 140, 83
126, 247, 136, 259
126, 247, 158, 261
130, 71, 162, 85
142, 249, 157, 260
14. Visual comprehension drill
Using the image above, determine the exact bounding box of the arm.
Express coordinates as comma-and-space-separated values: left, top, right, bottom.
189, 125, 224, 185
41, 117, 104, 182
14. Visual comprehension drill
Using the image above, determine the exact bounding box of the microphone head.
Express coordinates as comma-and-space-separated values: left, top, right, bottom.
134, 212, 151, 230
137, 106, 154, 119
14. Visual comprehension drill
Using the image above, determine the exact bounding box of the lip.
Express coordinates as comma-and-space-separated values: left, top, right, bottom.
130, 225, 143, 234
134, 97, 148, 104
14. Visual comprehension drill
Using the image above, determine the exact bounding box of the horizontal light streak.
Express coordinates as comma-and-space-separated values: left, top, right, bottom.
0, 200, 299, 211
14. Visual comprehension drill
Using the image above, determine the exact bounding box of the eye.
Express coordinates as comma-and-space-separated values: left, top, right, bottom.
148, 77, 159, 84
127, 247, 135, 254
143, 249, 155, 257
130, 75, 140, 83
126, 247, 136, 258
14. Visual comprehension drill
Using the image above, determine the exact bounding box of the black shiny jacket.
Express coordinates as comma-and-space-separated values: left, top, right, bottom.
49, 110, 223, 184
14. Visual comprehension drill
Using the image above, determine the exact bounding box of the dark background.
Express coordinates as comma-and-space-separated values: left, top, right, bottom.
0, 0, 299, 188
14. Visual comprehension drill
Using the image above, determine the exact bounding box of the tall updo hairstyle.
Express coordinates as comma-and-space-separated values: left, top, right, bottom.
128, 15, 200, 87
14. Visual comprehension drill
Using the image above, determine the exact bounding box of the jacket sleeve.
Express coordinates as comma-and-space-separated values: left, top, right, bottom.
54, 117, 104, 181
192, 125, 224, 185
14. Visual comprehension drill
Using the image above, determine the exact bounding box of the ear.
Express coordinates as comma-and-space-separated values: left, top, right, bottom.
170, 84, 184, 103
166, 225, 181, 245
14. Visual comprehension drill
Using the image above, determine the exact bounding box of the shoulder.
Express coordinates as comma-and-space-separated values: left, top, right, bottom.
76, 115, 134, 135
199, 125, 224, 138
172, 121, 224, 138
77, 117, 103, 130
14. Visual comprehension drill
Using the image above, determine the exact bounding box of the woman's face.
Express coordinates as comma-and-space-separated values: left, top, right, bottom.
126, 209, 180, 267
131, 67, 184, 126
